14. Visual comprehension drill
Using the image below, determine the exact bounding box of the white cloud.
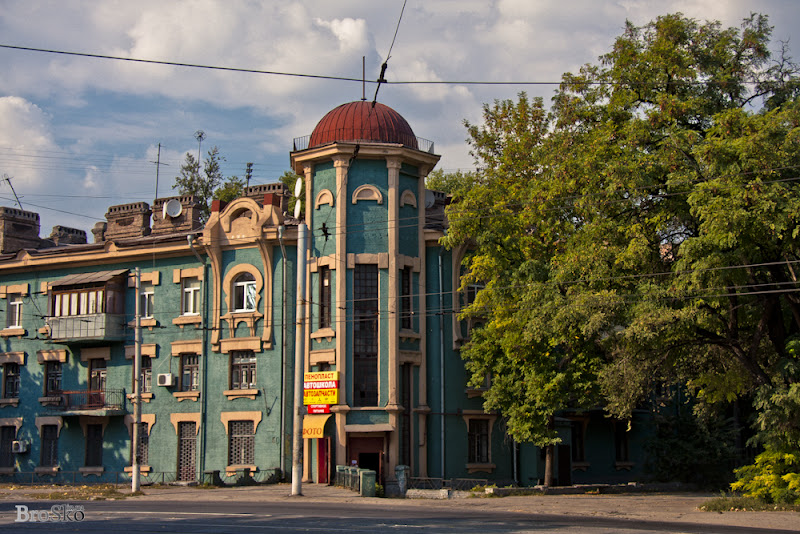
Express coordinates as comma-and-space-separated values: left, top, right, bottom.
0, 96, 58, 189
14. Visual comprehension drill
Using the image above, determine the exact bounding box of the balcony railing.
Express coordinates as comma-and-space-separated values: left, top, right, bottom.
52, 389, 126, 413
292, 135, 435, 154
46, 314, 126, 342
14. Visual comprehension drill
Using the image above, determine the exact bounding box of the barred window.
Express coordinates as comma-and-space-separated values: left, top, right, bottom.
468, 419, 490, 464
40, 425, 58, 467
231, 351, 256, 390
140, 356, 152, 394
132, 422, 149, 466
85, 424, 103, 467
3, 363, 19, 399
228, 420, 255, 465
181, 354, 199, 392
45, 361, 62, 396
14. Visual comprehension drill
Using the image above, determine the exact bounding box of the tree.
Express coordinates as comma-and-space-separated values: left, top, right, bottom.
214, 175, 245, 204
173, 146, 227, 222
444, 13, 800, 486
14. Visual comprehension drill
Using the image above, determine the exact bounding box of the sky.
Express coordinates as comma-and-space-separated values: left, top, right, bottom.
0, 0, 798, 236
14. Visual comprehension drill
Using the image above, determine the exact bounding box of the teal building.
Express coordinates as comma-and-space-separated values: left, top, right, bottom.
0, 101, 652, 489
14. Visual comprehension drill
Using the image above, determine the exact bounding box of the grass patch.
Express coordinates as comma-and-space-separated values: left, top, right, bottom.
699, 494, 800, 512
2, 484, 142, 501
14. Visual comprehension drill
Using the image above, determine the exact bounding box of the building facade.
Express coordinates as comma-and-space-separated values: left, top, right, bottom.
0, 101, 651, 488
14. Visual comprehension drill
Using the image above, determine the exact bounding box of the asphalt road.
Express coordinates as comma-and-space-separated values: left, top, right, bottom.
1, 484, 797, 534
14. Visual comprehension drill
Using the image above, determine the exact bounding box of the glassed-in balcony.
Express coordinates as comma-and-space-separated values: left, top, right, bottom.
46, 314, 127, 342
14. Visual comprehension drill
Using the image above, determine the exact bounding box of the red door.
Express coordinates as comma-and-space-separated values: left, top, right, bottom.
317, 437, 330, 484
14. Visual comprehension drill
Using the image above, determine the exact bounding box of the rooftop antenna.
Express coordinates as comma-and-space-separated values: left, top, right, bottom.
150, 143, 169, 203
194, 130, 206, 163
361, 56, 366, 101
2, 174, 23, 209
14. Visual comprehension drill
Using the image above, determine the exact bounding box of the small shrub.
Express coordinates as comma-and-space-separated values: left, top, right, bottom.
731, 448, 800, 505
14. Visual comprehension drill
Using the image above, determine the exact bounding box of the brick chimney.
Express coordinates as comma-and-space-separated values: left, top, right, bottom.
243, 183, 288, 213
104, 202, 152, 240
151, 195, 202, 236
0, 207, 41, 253
48, 225, 87, 246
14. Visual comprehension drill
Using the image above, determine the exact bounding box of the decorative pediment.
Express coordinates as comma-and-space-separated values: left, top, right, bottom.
315, 189, 335, 209
352, 184, 383, 205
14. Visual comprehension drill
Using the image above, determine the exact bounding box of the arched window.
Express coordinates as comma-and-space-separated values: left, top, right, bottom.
232, 273, 256, 312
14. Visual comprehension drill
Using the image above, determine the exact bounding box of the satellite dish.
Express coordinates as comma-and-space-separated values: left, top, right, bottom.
293, 177, 303, 198
163, 199, 183, 218
424, 190, 436, 209
293, 200, 302, 219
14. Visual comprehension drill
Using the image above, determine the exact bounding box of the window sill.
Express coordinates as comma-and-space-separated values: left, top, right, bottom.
224, 388, 259, 400
226, 464, 257, 477
0, 398, 19, 407
399, 329, 420, 341
0, 467, 15, 475
311, 328, 336, 342
35, 466, 60, 475
615, 461, 634, 471
173, 315, 202, 328
128, 318, 158, 329
572, 462, 590, 472
127, 393, 154, 403
39, 396, 63, 406
124, 465, 152, 474
0, 327, 25, 337
80, 466, 104, 476
173, 391, 200, 402
466, 463, 496, 474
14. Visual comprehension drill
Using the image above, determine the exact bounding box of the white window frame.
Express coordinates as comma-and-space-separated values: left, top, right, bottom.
6, 294, 22, 328
233, 275, 256, 312
182, 278, 201, 316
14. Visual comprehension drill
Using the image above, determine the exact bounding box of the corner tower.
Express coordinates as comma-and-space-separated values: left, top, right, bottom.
291, 101, 440, 485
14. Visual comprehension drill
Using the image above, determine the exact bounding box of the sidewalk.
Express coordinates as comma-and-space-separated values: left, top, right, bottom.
1, 483, 797, 532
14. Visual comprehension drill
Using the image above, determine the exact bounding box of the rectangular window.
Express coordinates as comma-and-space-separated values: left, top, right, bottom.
228, 420, 255, 465
615, 421, 629, 463
85, 423, 103, 467
53, 289, 104, 317
571, 420, 586, 463
353, 264, 378, 407
132, 422, 149, 466
401, 267, 412, 330
468, 419, 490, 464
180, 354, 199, 392
230, 351, 256, 390
140, 283, 154, 319
3, 363, 20, 399
45, 361, 62, 396
140, 355, 152, 394
89, 359, 106, 391
0, 426, 14, 468
6, 294, 22, 328
182, 278, 201, 316
40, 425, 58, 467
233, 274, 256, 312
319, 266, 331, 329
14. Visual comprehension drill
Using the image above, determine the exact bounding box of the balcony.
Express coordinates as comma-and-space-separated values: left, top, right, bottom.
47, 388, 127, 416
46, 314, 127, 343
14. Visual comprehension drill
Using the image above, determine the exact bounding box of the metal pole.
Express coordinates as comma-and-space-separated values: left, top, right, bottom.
291, 223, 308, 496
132, 268, 142, 493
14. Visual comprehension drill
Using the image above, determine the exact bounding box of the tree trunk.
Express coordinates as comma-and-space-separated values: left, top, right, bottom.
544, 444, 554, 487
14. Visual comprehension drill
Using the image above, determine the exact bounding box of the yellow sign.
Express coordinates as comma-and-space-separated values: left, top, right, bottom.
302, 414, 332, 439
303, 371, 339, 406
303, 388, 338, 405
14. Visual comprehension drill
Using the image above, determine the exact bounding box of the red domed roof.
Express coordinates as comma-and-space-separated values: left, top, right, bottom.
309, 101, 418, 149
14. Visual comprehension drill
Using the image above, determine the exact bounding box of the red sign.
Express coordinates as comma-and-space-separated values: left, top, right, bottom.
307, 404, 331, 414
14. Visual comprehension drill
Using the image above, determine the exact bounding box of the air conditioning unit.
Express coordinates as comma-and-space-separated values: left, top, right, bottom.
12, 440, 28, 454
157, 373, 175, 387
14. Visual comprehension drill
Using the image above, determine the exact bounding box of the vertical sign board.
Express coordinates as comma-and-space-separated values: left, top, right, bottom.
303, 371, 339, 407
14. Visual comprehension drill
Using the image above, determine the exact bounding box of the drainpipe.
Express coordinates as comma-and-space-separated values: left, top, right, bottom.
438, 246, 446, 479
188, 233, 209, 478
278, 225, 288, 476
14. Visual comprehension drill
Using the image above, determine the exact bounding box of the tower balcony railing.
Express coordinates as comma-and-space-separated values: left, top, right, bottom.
292, 135, 434, 154
46, 313, 127, 342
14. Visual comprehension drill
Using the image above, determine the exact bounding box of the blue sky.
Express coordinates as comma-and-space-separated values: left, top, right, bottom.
1, 0, 798, 235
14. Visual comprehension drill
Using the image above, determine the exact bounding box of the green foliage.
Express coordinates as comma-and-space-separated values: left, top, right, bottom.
645, 410, 738, 489
732, 448, 800, 504
280, 170, 304, 215
213, 175, 245, 203
425, 168, 476, 196
700, 493, 800, 512
444, 12, 800, 461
